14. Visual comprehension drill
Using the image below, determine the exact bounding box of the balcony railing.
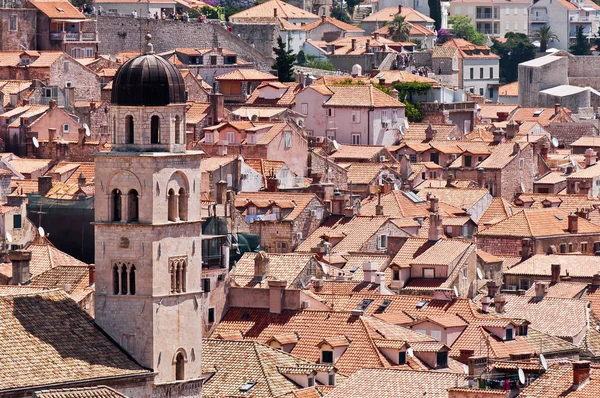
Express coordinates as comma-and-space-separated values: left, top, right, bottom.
570, 14, 593, 22
49, 31, 98, 42
476, 12, 498, 19
530, 15, 548, 22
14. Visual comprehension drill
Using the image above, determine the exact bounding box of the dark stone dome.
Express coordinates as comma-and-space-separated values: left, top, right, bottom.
111, 53, 186, 106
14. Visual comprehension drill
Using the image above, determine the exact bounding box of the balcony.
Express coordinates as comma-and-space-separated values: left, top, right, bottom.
530, 15, 548, 23
570, 14, 593, 22
476, 12, 498, 19
49, 31, 98, 42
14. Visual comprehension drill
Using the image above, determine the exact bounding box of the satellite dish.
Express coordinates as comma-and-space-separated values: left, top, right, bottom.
463, 364, 469, 374
32, 136, 39, 148
38, 226, 45, 238
332, 140, 340, 151
407, 347, 414, 357
518, 368, 525, 384
453, 285, 459, 297
6, 231, 12, 243
476, 268, 483, 280
551, 137, 559, 148
540, 354, 548, 370
83, 123, 91, 137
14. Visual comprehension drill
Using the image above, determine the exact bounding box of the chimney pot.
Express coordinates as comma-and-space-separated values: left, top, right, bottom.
534, 281, 549, 299
486, 281, 499, 298
494, 294, 506, 313
215, 180, 227, 204
555, 103, 561, 116
363, 261, 378, 283
585, 148, 597, 167
38, 175, 52, 196
254, 251, 270, 280
429, 196, 439, 212
481, 296, 491, 313
551, 263, 561, 283
210, 93, 224, 124
428, 212, 442, 242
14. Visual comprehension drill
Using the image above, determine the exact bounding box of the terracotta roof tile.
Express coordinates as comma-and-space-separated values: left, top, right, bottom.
235, 191, 321, 221
229, 0, 319, 21
498, 81, 519, 97
0, 290, 149, 391
302, 16, 364, 32
479, 197, 513, 226
416, 187, 489, 211
232, 252, 315, 288
246, 82, 301, 107
519, 363, 600, 397
27, 0, 85, 19
363, 6, 434, 23
33, 386, 127, 398
505, 254, 600, 278
323, 85, 404, 108
215, 69, 278, 81
360, 190, 429, 218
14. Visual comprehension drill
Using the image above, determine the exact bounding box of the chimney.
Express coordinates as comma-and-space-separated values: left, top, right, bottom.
568, 213, 579, 234
351, 38, 356, 51
494, 294, 506, 313
78, 127, 86, 145
49, 99, 57, 109
254, 251, 270, 280
215, 180, 227, 205
313, 279, 323, 292
268, 279, 287, 314
373, 32, 380, 41
468, 356, 488, 379
459, 349, 475, 364
486, 281, 499, 298
492, 129, 504, 144
521, 238, 531, 259
425, 124, 435, 141
266, 176, 279, 192
64, 86, 74, 109
446, 173, 455, 187
534, 281, 549, 299
429, 195, 439, 212
9, 250, 31, 285
365, 39, 371, 54
375, 191, 383, 216
88, 264, 95, 286
38, 175, 52, 196
390, 89, 399, 101
89, 100, 96, 112
48, 128, 56, 143
210, 93, 224, 124
77, 172, 86, 187
363, 261, 378, 283
566, 166, 573, 175
593, 273, 600, 288
398, 4, 402, 13
512, 142, 520, 155
551, 263, 561, 284
585, 148, 597, 167
481, 296, 491, 313
554, 103, 561, 116
573, 361, 591, 388
433, 288, 454, 301
321, 15, 326, 23
428, 212, 442, 242
374, 271, 386, 285
273, 7, 278, 17
506, 120, 519, 139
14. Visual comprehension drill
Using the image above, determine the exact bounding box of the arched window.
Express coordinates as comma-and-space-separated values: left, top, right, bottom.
175, 115, 181, 144
175, 352, 185, 380
170, 262, 176, 293
128, 189, 139, 222
112, 189, 122, 221
129, 265, 136, 295
168, 189, 177, 222
181, 260, 187, 292
125, 115, 134, 144
176, 262, 183, 293
113, 264, 119, 294
151, 115, 160, 144
121, 264, 128, 295
178, 188, 187, 221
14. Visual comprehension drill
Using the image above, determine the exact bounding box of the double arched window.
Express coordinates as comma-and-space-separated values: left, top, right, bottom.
170, 258, 187, 293
113, 262, 136, 295
111, 188, 140, 222
167, 188, 189, 222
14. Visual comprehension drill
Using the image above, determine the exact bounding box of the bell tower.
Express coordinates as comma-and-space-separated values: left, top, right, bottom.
94, 34, 203, 391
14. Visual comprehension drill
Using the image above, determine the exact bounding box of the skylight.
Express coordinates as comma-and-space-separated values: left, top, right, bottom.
378, 299, 392, 310
555, 215, 563, 221
416, 299, 428, 309
533, 110, 544, 117
240, 381, 257, 392
356, 299, 374, 311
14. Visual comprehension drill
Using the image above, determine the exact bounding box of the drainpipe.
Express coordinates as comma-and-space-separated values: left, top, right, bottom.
368, 108, 372, 145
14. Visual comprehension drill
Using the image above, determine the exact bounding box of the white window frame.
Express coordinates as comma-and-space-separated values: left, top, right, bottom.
352, 133, 360, 145
227, 131, 235, 144
514, 7, 518, 14
377, 234, 388, 249
63, 124, 70, 133
351, 110, 361, 123
205, 132, 213, 144
283, 131, 292, 148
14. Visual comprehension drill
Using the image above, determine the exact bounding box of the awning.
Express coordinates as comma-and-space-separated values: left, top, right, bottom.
51, 18, 88, 22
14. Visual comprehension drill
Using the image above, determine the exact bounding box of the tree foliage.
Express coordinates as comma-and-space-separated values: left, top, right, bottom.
491, 32, 536, 83
331, 5, 351, 23
530, 26, 559, 53
392, 81, 432, 102
403, 100, 423, 122
386, 15, 411, 42
296, 50, 307, 66
272, 36, 296, 82
346, 0, 363, 14
436, 28, 452, 45
570, 26, 592, 55
448, 15, 485, 45
428, 0, 442, 31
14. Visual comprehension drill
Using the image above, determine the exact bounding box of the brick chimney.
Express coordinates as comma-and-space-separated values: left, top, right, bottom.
77, 172, 86, 188
9, 250, 31, 285
487, 281, 499, 298
593, 273, 600, 288
585, 148, 597, 167
268, 279, 286, 314
428, 212, 442, 242
88, 264, 95, 286
506, 120, 519, 139
215, 180, 227, 204
38, 175, 52, 196
425, 124, 435, 141
481, 296, 491, 313
254, 251, 270, 280
554, 103, 561, 116
459, 349, 475, 364
573, 361, 591, 388
568, 213, 579, 234
210, 93, 224, 124
494, 294, 506, 313
266, 176, 279, 192
429, 195, 439, 212
78, 127, 86, 146
534, 281, 549, 300
375, 191, 384, 216
551, 263, 561, 284
363, 261, 378, 283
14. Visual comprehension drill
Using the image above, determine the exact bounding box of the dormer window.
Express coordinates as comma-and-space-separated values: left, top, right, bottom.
506, 327, 514, 341
436, 351, 448, 368
321, 350, 333, 363
308, 375, 315, 387
399, 351, 407, 365
328, 371, 336, 385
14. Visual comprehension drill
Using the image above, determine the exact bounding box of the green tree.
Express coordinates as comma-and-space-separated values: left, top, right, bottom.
570, 25, 592, 55
331, 5, 351, 22
386, 15, 411, 42
491, 32, 536, 83
346, 0, 363, 14
530, 26, 559, 53
272, 36, 296, 82
199, 5, 220, 19
296, 50, 307, 66
448, 15, 485, 45
428, 0, 442, 31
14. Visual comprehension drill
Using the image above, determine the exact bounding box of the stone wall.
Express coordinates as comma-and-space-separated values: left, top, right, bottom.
231, 23, 280, 60
96, 16, 274, 72
0, 9, 37, 51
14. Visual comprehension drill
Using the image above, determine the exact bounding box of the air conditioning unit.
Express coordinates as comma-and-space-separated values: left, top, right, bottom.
310, 209, 318, 217
295, 231, 303, 240
381, 122, 388, 128
65, 81, 73, 88
301, 300, 311, 309
240, 173, 248, 180
315, 136, 325, 143
379, 156, 387, 162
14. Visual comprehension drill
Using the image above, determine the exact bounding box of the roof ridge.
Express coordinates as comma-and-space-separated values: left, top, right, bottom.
359, 317, 392, 368
252, 339, 278, 396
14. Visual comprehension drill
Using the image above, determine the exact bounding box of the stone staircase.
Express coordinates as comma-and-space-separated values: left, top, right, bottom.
351, 4, 372, 26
